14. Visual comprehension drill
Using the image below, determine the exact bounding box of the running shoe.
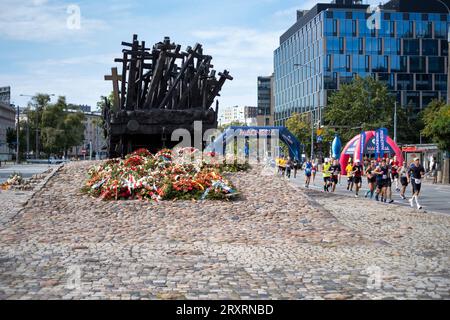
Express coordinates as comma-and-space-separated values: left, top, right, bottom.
409, 198, 414, 207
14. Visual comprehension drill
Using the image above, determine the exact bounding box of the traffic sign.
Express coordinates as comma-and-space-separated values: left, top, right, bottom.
81, 149, 86, 155
317, 135, 323, 143
316, 128, 323, 136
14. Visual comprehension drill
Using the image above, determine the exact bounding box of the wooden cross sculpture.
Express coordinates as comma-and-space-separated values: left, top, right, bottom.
104, 67, 122, 111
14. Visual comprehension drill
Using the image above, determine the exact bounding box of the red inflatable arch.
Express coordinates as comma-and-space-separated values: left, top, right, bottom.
339, 130, 403, 175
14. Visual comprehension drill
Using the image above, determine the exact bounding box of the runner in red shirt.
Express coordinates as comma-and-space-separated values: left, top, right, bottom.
390, 156, 400, 192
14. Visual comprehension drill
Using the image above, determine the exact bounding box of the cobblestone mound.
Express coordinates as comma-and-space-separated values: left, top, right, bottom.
0, 162, 449, 299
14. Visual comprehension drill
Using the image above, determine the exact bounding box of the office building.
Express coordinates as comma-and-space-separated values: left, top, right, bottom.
257, 75, 275, 126
274, 0, 450, 125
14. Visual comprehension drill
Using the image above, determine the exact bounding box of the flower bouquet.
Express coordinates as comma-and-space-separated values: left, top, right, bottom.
83, 148, 238, 201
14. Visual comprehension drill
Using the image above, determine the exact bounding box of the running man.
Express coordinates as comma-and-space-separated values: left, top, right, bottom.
351, 159, 363, 197
385, 157, 394, 203
329, 159, 341, 192
346, 159, 354, 191
322, 159, 332, 192
374, 159, 389, 202
408, 157, 425, 210
293, 158, 299, 179
365, 160, 377, 199
398, 161, 409, 200
286, 157, 293, 179
304, 159, 313, 188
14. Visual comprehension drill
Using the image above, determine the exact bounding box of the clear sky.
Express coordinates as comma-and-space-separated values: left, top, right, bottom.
0, 0, 380, 112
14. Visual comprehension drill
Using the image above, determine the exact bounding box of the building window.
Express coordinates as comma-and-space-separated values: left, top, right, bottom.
378, 38, 382, 54
333, 19, 337, 36
365, 55, 370, 71
358, 38, 363, 54
346, 55, 351, 72
339, 37, 344, 54
326, 54, 331, 71
352, 20, 357, 36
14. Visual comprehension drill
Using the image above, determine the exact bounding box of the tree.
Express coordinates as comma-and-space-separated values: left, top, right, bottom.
325, 76, 397, 142
40, 96, 85, 156
218, 120, 246, 131
6, 125, 27, 159
285, 113, 311, 157
96, 92, 114, 137
421, 100, 450, 151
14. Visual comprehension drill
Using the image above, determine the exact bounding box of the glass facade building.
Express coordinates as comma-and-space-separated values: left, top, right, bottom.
274, 0, 450, 126
257, 75, 274, 126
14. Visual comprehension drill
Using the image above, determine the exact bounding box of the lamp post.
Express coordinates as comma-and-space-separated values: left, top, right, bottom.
294, 63, 323, 161
13, 103, 20, 164
394, 101, 397, 143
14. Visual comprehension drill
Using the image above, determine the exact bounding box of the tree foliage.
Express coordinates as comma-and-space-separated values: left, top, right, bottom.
285, 113, 311, 157
218, 120, 246, 131
325, 76, 394, 141
421, 99, 450, 151
40, 96, 85, 155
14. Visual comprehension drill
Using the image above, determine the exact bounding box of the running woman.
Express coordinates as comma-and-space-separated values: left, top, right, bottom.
346, 160, 354, 191
351, 159, 363, 198
390, 156, 400, 192
311, 161, 317, 185
304, 159, 312, 188
398, 161, 409, 200
322, 159, 332, 192
365, 160, 377, 198
329, 159, 341, 192
408, 157, 425, 210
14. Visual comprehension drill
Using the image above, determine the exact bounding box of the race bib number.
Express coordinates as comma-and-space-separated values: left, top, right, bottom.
414, 178, 421, 184
382, 175, 387, 179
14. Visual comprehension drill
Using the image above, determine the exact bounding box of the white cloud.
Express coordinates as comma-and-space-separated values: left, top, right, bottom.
0, 0, 108, 42
191, 27, 281, 108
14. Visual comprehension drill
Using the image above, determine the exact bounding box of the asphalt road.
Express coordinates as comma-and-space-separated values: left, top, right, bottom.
0, 164, 56, 184
289, 170, 450, 215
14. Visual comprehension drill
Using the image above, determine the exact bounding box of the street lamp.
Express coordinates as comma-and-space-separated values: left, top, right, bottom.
294, 63, 323, 161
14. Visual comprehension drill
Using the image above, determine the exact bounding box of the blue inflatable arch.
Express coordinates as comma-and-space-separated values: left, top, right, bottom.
206, 126, 303, 160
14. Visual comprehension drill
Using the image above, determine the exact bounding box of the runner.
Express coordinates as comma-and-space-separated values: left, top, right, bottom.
385, 157, 394, 203
279, 156, 286, 177
351, 159, 364, 198
286, 157, 292, 179
431, 158, 438, 184
329, 159, 341, 193
293, 158, 299, 179
311, 160, 317, 185
345, 159, 354, 191
364, 160, 377, 198
398, 161, 409, 200
304, 159, 312, 188
408, 157, 425, 210
322, 159, 332, 192
390, 156, 400, 192
373, 159, 389, 202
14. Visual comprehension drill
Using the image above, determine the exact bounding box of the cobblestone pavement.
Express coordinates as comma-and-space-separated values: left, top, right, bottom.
0, 162, 449, 300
